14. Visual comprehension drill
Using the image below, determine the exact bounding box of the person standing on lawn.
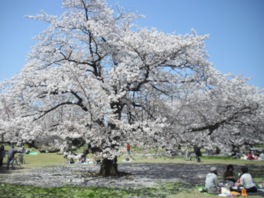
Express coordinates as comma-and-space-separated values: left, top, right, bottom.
126, 143, 131, 156
0, 145, 5, 167
6, 144, 23, 170
194, 145, 202, 162
7, 145, 17, 170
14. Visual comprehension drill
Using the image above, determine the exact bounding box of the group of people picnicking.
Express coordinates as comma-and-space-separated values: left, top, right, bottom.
240, 151, 264, 161
1, 142, 263, 197
203, 164, 259, 196
229, 145, 264, 161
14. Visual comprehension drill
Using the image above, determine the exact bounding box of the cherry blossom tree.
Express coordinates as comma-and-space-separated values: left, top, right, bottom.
1, 0, 263, 176
164, 71, 264, 152
0, 81, 19, 143
2, 0, 214, 175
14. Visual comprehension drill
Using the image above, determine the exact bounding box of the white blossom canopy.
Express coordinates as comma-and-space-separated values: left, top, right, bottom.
0, 0, 263, 158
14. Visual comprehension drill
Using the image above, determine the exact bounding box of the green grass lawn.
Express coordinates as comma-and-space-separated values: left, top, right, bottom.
19, 150, 264, 170
1, 181, 263, 198
0, 183, 184, 198
23, 152, 66, 169
1, 145, 264, 198
4, 145, 264, 168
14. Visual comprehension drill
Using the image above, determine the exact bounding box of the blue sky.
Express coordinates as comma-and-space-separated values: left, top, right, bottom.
0, 0, 263, 88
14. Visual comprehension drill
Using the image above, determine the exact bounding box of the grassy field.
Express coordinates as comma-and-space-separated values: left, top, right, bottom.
0, 183, 202, 198
1, 145, 264, 198
22, 152, 66, 168
1, 179, 263, 198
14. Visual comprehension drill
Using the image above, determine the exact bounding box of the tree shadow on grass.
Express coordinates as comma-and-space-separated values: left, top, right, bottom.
0, 182, 196, 198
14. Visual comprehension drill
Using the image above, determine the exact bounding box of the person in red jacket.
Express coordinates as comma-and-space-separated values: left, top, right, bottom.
126, 143, 131, 156
247, 152, 254, 160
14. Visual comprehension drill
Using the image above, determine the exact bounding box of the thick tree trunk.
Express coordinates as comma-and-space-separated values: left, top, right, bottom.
99, 157, 119, 177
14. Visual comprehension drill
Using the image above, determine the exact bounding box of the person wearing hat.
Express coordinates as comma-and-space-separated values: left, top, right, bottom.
205, 166, 219, 194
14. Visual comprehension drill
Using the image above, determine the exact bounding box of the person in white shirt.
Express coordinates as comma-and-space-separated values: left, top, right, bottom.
258, 152, 264, 161
239, 166, 257, 193
205, 166, 219, 194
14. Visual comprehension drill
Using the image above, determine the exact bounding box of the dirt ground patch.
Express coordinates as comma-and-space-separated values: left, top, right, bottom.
1, 163, 263, 189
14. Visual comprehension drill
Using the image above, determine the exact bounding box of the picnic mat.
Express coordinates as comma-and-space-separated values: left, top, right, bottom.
26, 152, 39, 155
198, 186, 264, 196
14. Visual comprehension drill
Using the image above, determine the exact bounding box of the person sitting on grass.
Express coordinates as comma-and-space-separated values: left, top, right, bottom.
238, 166, 257, 193
69, 158, 75, 164
223, 164, 236, 185
252, 152, 259, 160
258, 151, 264, 161
204, 166, 219, 194
241, 152, 248, 160
247, 152, 254, 160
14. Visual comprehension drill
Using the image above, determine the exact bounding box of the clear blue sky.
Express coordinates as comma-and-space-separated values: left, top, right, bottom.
1, 0, 264, 88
